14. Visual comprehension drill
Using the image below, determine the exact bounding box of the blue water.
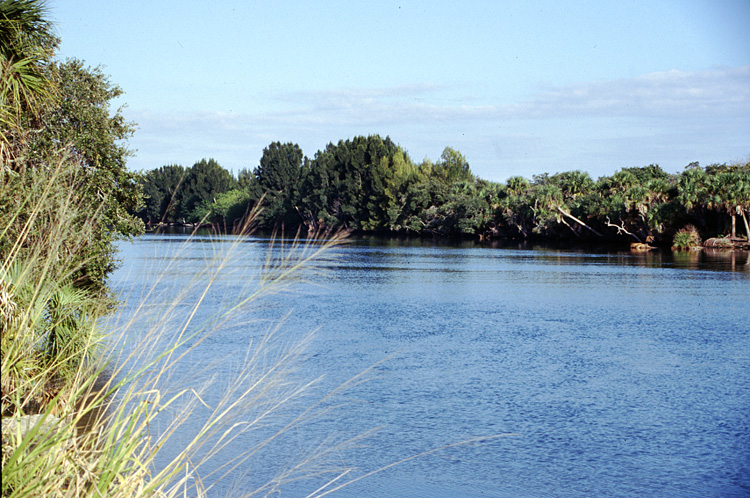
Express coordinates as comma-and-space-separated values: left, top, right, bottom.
109, 234, 750, 497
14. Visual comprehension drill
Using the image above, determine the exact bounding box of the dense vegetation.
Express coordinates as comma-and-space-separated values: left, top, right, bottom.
2, 0, 143, 396
1, 2, 154, 495
137, 138, 750, 247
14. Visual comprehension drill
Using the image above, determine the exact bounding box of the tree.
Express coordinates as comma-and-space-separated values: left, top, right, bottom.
237, 167, 253, 191
299, 135, 409, 231
676, 163, 711, 233
1, 0, 57, 162
138, 164, 187, 224
18, 59, 144, 287
707, 163, 750, 239
180, 158, 238, 221
255, 141, 304, 193
190, 188, 252, 229
251, 142, 305, 226
553, 170, 594, 200
433, 147, 473, 184
31, 59, 142, 231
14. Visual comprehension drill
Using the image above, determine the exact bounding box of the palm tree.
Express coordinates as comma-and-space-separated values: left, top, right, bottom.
712, 164, 750, 240
0, 0, 57, 162
676, 164, 710, 230
554, 170, 594, 201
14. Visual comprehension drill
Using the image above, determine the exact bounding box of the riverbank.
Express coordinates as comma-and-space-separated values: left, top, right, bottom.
147, 222, 750, 254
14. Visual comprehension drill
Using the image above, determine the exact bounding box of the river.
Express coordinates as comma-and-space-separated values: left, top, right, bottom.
109, 232, 750, 497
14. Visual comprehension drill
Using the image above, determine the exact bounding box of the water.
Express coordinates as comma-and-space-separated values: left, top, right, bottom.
109, 233, 750, 497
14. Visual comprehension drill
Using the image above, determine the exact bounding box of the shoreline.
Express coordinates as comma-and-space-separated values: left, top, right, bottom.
143, 222, 750, 252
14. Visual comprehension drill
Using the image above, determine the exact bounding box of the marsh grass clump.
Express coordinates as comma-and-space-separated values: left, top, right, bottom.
671, 225, 702, 250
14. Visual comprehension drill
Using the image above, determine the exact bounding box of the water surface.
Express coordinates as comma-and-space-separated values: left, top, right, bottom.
110, 234, 750, 497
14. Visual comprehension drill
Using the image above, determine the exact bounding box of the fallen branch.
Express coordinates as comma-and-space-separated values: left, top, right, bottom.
556, 206, 603, 237
605, 216, 642, 242
559, 216, 581, 238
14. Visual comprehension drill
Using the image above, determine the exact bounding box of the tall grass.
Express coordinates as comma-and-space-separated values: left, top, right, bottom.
1, 153, 366, 497
2, 154, 511, 497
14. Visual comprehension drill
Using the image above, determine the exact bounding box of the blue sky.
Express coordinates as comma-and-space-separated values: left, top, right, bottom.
52, 0, 749, 182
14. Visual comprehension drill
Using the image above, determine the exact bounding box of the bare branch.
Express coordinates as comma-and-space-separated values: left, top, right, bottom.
605, 216, 642, 242
559, 216, 581, 238
556, 206, 603, 237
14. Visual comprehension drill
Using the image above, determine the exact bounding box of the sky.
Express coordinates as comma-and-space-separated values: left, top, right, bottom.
51, 0, 750, 182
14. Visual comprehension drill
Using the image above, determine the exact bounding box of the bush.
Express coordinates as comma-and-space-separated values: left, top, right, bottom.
672, 225, 701, 250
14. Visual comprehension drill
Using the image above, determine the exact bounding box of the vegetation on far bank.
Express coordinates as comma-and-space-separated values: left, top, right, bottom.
137, 139, 750, 248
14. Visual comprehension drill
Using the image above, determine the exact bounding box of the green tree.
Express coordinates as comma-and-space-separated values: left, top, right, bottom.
552, 170, 594, 200
237, 167, 253, 191
190, 188, 252, 229
138, 164, 187, 224
707, 162, 750, 239
31, 59, 142, 232
432, 146, 473, 184
676, 163, 712, 233
20, 59, 144, 287
251, 142, 305, 226
0, 0, 56, 160
255, 141, 304, 193
180, 158, 238, 221
299, 135, 410, 231
441, 180, 491, 235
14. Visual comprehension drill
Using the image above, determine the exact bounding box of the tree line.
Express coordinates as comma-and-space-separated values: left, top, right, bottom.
136, 137, 750, 247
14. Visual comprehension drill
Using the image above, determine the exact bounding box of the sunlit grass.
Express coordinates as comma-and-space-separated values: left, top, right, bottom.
1, 154, 363, 496
2, 158, 512, 497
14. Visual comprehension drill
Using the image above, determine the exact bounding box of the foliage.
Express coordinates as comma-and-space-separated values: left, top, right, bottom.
19, 59, 144, 287
135, 159, 238, 225
190, 188, 251, 228
180, 158, 237, 221
0, 0, 57, 161
432, 146, 473, 184
249, 141, 305, 226
672, 225, 701, 250
3, 5, 143, 290
1, 153, 105, 416
298, 135, 419, 231
137, 136, 750, 245
138, 164, 187, 224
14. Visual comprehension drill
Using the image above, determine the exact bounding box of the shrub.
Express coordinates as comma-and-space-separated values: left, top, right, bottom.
672, 225, 701, 250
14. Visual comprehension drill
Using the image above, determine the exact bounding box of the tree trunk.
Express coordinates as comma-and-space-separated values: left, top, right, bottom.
556, 206, 603, 238
731, 212, 737, 239
559, 217, 581, 238
741, 208, 750, 241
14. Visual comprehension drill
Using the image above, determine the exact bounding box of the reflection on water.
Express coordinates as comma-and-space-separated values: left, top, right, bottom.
110, 234, 750, 497
671, 247, 750, 272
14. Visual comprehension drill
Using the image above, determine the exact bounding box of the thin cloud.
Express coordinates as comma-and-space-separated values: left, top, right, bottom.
249, 66, 750, 126
523, 66, 750, 118
130, 66, 749, 132
124, 66, 749, 178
